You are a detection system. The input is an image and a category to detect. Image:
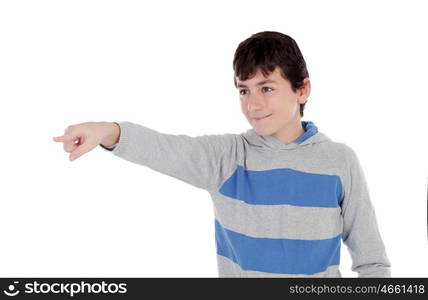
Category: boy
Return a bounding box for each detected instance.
[53,31,391,277]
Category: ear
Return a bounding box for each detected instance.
[298,78,310,104]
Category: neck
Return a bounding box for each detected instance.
[271,120,305,145]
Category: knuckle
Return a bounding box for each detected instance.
[64,143,76,152]
[65,124,76,132]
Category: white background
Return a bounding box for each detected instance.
[1,0,427,277]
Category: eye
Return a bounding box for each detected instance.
[239,89,248,95]
[262,87,273,92]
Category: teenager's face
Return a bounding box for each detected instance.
[237,67,310,137]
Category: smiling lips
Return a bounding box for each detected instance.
[253,114,272,121]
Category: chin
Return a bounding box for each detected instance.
[253,126,275,136]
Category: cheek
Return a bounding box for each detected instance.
[240,101,250,115]
[279,99,298,112]
[270,101,286,114]
[269,102,297,120]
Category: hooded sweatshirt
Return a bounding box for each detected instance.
[100,120,391,277]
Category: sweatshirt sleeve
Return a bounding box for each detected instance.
[340,145,391,277]
[99,121,239,193]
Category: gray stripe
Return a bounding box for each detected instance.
[238,141,349,189]
[216,254,342,277]
[211,193,343,240]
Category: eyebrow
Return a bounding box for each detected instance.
[236,79,278,88]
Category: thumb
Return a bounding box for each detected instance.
[69,138,96,161]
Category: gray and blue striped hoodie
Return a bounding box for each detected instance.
[100,120,391,277]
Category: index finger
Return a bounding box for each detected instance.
[53,135,75,142]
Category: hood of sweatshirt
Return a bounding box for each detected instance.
[241,121,331,151]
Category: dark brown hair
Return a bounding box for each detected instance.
[233,31,309,117]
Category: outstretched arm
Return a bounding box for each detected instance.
[99,121,239,193]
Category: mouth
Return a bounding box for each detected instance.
[253,114,272,121]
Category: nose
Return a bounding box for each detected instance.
[247,94,265,112]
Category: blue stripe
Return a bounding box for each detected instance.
[219,165,343,208]
[294,121,318,144]
[215,219,341,275]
